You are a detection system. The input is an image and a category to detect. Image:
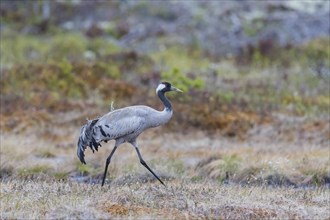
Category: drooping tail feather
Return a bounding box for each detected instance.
[77,118,99,164]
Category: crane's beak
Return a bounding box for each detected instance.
[171,86,183,93]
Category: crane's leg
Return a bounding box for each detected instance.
[131,141,165,186]
[101,145,118,186]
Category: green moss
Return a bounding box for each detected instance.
[54,172,69,180]
[0,32,120,66]
[222,155,241,175]
[36,150,56,158]
[123,164,135,173]
[17,165,51,178]
[87,37,120,56]
[167,159,185,175]
[47,33,87,61]
[190,175,204,183]
[303,37,330,62]
[251,50,270,68]
[243,18,266,37]
[162,68,204,92]
[0,34,49,65]
[217,91,235,103]
[76,163,94,176]
[152,46,209,73]
[245,37,329,69]
[93,61,121,79]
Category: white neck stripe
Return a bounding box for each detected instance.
[156,84,166,93]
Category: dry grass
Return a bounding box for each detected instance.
[1,126,329,185]
[1,179,329,219]
[1,118,329,219]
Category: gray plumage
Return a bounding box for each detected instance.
[77,82,182,186]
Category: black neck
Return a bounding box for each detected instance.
[157,91,172,111]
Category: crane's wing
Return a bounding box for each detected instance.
[77,106,147,164]
[93,114,145,142]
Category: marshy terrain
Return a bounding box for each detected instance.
[1,1,329,219]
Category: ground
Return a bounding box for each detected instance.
[1,120,329,219]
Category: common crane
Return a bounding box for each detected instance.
[77,82,182,186]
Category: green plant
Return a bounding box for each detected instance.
[161,68,204,92]
[87,37,119,56]
[152,46,209,73]
[54,172,69,180]
[0,32,121,66]
[36,150,55,158]
[17,165,51,178]
[167,158,185,176]
[76,163,94,176]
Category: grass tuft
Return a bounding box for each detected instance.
[17,165,51,179]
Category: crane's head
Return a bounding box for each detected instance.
[156,82,183,94]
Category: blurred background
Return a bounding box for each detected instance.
[0,0,329,186]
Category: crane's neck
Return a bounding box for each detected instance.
[157,91,172,112]
[145,91,173,128]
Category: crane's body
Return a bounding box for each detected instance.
[77,82,182,186]
[95,105,172,142]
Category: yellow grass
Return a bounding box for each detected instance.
[1,179,329,219]
[1,124,329,219]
